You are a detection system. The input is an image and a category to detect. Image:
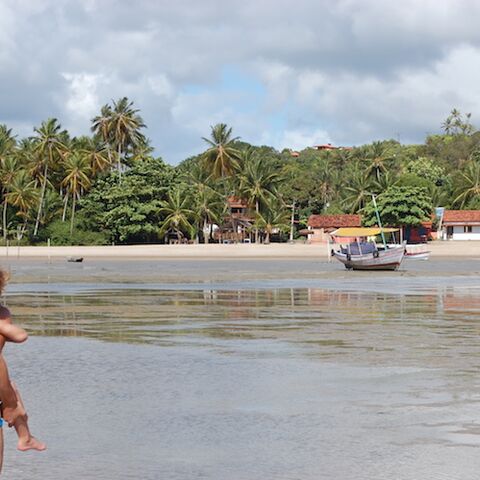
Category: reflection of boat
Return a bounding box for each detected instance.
[330,227,405,271]
[67,257,84,263]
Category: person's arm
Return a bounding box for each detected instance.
[0,322,27,344]
[0,306,28,344]
[0,355,25,426]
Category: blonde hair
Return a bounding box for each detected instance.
[0,269,9,294]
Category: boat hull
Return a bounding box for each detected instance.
[333,245,405,271]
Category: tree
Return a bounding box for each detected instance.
[442,108,475,135]
[0,125,17,239]
[0,156,20,240]
[109,97,146,176]
[5,171,38,237]
[32,118,67,236]
[254,200,290,244]
[364,141,394,181]
[159,189,196,241]
[80,137,112,176]
[362,186,432,227]
[91,104,115,167]
[452,160,480,207]
[61,151,92,234]
[405,157,446,184]
[91,98,146,178]
[238,151,281,243]
[186,162,224,243]
[342,167,373,213]
[202,123,240,179]
[80,158,175,243]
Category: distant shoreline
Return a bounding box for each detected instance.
[0,241,479,259]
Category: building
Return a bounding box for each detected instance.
[214,196,254,243]
[313,144,352,151]
[441,210,480,240]
[305,214,362,243]
[314,143,338,151]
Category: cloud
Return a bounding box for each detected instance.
[1,0,480,162]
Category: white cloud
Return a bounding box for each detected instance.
[62,72,105,121]
[3,0,480,162]
[269,128,332,152]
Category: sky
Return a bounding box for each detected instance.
[2,0,480,164]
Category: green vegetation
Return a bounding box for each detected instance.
[0,104,479,245]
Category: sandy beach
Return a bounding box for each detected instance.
[0,240,479,259]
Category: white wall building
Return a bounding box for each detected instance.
[441,210,480,240]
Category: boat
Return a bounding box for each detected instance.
[404,244,430,260]
[67,257,84,263]
[330,227,405,271]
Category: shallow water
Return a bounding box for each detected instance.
[2,258,480,479]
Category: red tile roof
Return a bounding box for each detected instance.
[442,210,480,225]
[314,143,338,150]
[308,214,361,229]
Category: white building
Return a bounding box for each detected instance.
[441,210,480,240]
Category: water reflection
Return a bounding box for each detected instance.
[6,286,480,369]
[5,281,480,479]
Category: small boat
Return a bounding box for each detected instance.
[67,257,84,263]
[404,244,430,260]
[330,227,405,271]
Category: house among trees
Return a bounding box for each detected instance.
[313,143,352,151]
[440,210,480,240]
[313,143,338,151]
[305,214,361,243]
[214,196,254,243]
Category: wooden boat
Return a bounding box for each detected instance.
[330,227,405,271]
[404,244,430,260]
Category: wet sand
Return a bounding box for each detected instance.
[1,257,480,479]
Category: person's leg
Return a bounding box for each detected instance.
[11,382,46,452]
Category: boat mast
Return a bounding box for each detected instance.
[371,194,387,247]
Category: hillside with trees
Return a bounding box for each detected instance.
[0,101,479,245]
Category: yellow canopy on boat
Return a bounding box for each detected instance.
[331,227,399,237]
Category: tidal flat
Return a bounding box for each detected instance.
[2,257,480,479]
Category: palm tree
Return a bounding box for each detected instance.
[186,163,224,243]
[159,189,196,241]
[92,104,114,164]
[32,118,67,236]
[0,125,17,239]
[81,137,112,176]
[109,97,146,177]
[238,152,281,243]
[371,170,398,195]
[193,187,224,243]
[202,123,240,179]
[452,160,480,207]
[5,170,38,238]
[254,200,290,244]
[0,156,20,240]
[61,151,92,234]
[342,167,373,213]
[364,141,393,181]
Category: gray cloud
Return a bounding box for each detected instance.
[1,0,480,161]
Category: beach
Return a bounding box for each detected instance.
[0,240,479,259]
[2,255,480,479]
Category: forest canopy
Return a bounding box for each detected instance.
[0,102,478,245]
